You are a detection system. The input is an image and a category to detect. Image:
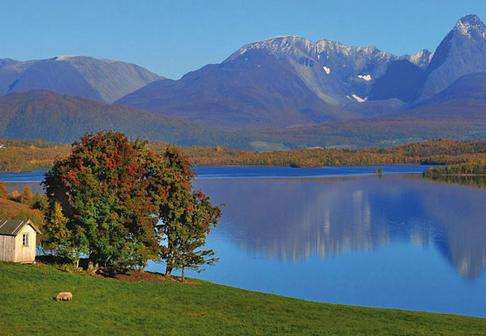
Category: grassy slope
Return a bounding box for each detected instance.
[0,263,485,336]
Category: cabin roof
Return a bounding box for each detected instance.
[0,219,41,236]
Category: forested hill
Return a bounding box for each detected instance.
[0,90,243,147]
[0,90,485,152]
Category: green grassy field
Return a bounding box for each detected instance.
[0,262,485,336]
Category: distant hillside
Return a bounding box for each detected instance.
[0,90,484,151]
[244,115,486,149]
[0,56,160,103]
[0,198,44,229]
[416,72,486,107]
[0,90,241,146]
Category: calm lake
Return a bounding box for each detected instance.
[1,165,485,317]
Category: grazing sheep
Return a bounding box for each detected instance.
[55,292,73,301]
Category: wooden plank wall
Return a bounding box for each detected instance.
[0,235,16,262]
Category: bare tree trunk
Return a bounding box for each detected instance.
[181,267,185,282]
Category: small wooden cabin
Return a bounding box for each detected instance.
[0,219,40,263]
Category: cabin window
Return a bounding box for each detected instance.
[22,233,29,247]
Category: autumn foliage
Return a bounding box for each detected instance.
[1,139,485,172]
[43,131,220,275]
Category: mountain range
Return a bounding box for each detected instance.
[117,14,486,129]
[0,14,485,148]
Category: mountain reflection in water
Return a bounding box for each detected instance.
[196,175,486,279]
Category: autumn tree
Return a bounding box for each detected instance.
[0,182,7,199]
[10,190,21,202]
[21,186,34,205]
[43,131,160,274]
[140,145,221,277]
[148,146,194,276]
[42,131,221,276]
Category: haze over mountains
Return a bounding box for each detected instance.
[0,14,485,148]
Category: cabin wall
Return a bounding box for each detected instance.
[0,235,16,262]
[14,225,37,263]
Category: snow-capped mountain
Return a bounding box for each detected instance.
[0,56,161,103]
[119,28,445,127]
[118,36,410,127]
[419,14,486,100]
[227,36,395,105]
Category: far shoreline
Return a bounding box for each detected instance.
[0,164,434,180]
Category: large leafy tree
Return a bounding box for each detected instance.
[143,145,221,276]
[43,132,160,273]
[43,131,220,276]
[147,146,194,275]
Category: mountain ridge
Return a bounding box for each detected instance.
[419,14,486,100]
[0,56,161,103]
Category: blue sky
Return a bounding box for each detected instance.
[1,0,485,79]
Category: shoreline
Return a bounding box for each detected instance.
[0,164,433,183]
[425,173,486,177]
[1,139,484,173]
[0,163,436,175]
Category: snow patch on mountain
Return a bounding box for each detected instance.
[455,14,486,38]
[346,94,367,103]
[227,35,395,65]
[228,35,315,60]
[323,66,331,74]
[358,74,372,81]
[404,49,433,68]
[56,55,77,61]
[351,94,367,103]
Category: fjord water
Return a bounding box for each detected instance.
[164,166,486,317]
[2,166,485,317]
